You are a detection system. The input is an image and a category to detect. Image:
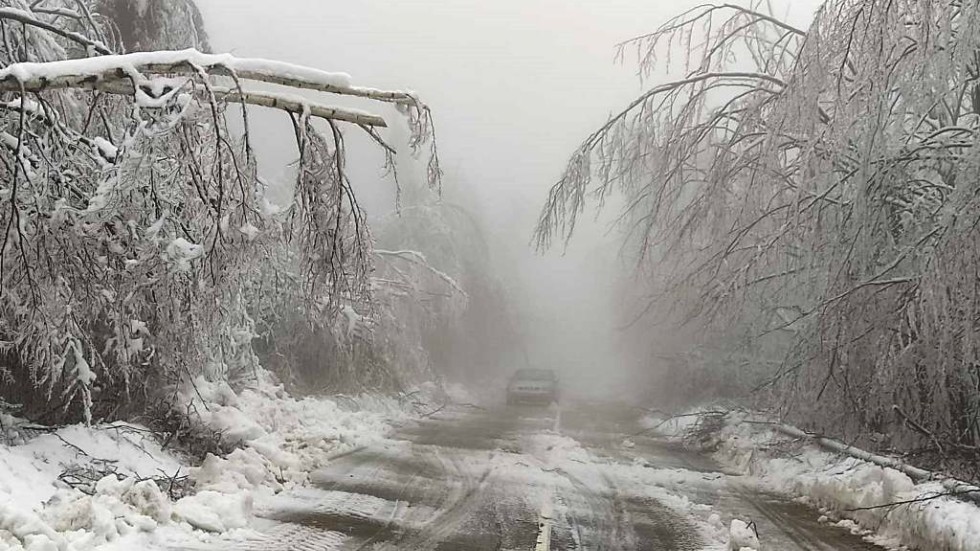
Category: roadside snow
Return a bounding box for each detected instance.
[0,416,186,550]
[700,411,980,551]
[0,369,416,550]
[164,370,417,545]
[181,371,409,493]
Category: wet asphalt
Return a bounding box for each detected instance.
[235,401,892,551]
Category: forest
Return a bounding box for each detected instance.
[537,0,980,481]
[2,1,980,550]
[0,0,519,429]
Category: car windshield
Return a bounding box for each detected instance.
[513,369,554,381]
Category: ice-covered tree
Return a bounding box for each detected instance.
[0,0,440,422]
[537,0,980,469]
[374,191,522,386]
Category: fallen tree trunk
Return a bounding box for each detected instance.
[773,423,980,506]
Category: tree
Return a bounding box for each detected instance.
[0,0,440,423]
[375,198,522,386]
[536,0,980,472]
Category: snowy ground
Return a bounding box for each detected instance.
[679,410,980,551]
[5,385,974,550]
[0,372,422,551]
[174,400,897,550]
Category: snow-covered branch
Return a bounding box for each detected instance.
[0,50,431,128]
[212,87,387,127]
[374,249,467,298]
[0,49,414,104]
[0,7,111,54]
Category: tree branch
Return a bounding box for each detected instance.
[212,87,387,127]
[0,49,414,105]
[0,7,110,55]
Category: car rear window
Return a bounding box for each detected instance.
[514,369,554,380]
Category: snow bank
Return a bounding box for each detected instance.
[173,490,251,533]
[707,412,980,551]
[0,416,186,550]
[0,370,416,549]
[182,371,409,493]
[166,369,415,541]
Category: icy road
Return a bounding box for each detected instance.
[225,403,888,551]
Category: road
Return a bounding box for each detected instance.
[234,401,889,550]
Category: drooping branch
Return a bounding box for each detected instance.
[375,249,467,299]
[0,7,112,54]
[537,0,980,465]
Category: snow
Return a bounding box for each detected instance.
[91,136,117,164]
[0,369,412,550]
[0,131,19,151]
[704,411,980,551]
[72,343,95,387]
[144,215,166,238]
[339,304,362,338]
[728,519,759,550]
[164,237,204,271]
[0,49,353,90]
[2,98,39,115]
[0,417,186,550]
[180,372,407,493]
[133,77,187,108]
[173,491,251,533]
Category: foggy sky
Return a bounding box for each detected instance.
[199,0,822,393]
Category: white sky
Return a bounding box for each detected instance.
[199,0,823,391]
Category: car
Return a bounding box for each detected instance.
[506,368,559,405]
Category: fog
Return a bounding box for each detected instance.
[199,0,821,400]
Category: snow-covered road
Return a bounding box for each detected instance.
[205,402,891,550]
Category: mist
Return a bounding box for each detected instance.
[5,2,977,549]
[194,0,699,399]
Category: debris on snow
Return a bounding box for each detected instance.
[0,370,415,549]
[0,418,185,550]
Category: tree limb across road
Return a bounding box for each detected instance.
[0,49,417,126]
